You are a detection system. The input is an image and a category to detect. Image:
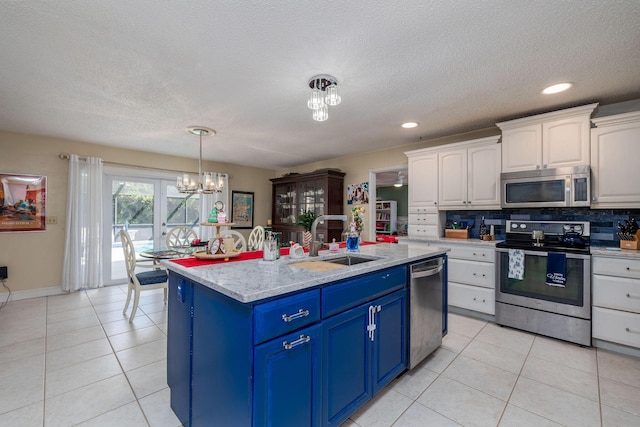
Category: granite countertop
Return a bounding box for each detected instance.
[591,246,640,260]
[398,236,502,247]
[162,243,449,304]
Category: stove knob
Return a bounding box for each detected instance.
[511,223,518,229]
[520,223,527,229]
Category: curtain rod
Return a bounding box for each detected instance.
[58,154,230,177]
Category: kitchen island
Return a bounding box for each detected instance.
[163,243,448,427]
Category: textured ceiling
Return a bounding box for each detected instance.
[1,1,639,170]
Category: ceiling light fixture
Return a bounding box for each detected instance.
[176,126,225,194]
[307,74,341,121]
[401,122,418,129]
[542,82,573,95]
[394,171,404,187]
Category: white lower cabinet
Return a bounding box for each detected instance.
[449,283,495,314]
[592,255,640,349]
[441,243,496,315]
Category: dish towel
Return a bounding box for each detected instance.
[508,249,525,280]
[546,252,567,287]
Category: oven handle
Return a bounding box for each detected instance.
[495,247,591,260]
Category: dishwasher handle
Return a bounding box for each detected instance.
[410,259,443,279]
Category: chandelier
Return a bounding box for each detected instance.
[176,126,225,194]
[307,74,341,121]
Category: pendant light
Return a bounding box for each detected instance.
[176,126,225,194]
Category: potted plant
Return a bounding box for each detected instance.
[296,210,319,249]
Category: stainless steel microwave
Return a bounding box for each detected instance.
[501,165,590,208]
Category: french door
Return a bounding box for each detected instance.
[103,171,201,285]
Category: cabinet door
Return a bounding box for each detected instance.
[371,290,406,394]
[591,120,640,207]
[467,143,501,208]
[322,303,370,427]
[254,324,322,427]
[273,183,297,226]
[167,275,193,427]
[543,115,590,169]
[501,124,542,172]
[408,153,438,208]
[438,149,467,208]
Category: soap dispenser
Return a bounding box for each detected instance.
[346,222,360,252]
[329,238,339,253]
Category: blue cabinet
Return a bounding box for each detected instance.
[166,262,435,427]
[254,324,322,427]
[322,289,406,427]
[167,276,193,427]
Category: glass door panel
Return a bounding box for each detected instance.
[107,177,156,284]
[162,180,201,245]
[274,183,297,225]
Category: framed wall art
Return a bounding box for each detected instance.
[347,181,369,205]
[231,191,254,229]
[0,173,47,232]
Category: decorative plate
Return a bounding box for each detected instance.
[215,201,224,211]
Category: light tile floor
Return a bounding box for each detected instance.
[1,286,640,426]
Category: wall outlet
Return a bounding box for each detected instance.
[46,216,58,225]
[0,266,7,280]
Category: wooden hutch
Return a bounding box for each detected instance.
[270,169,345,245]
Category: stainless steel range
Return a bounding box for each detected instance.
[495,220,591,346]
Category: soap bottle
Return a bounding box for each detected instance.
[346,222,359,252]
[329,238,339,253]
[479,216,487,240]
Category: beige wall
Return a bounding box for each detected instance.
[0,131,275,295]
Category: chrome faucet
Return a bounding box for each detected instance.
[309,214,348,256]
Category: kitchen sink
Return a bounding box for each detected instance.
[323,255,379,266]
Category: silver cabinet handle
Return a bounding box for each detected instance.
[625,327,640,335]
[626,293,640,300]
[472,297,486,303]
[283,334,311,350]
[282,309,309,323]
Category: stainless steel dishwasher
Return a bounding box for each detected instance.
[408,257,444,369]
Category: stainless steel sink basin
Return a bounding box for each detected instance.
[323,255,379,266]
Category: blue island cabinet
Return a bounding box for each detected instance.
[167,265,408,427]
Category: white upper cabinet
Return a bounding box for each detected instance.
[406,150,438,209]
[591,111,640,208]
[438,136,501,209]
[497,103,597,173]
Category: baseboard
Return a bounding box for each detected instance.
[0,285,66,302]
[592,338,640,359]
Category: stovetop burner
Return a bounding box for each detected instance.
[496,220,591,254]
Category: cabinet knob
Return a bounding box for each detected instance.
[434,202,437,205]
[536,165,541,170]
[463,201,467,204]
[467,201,471,204]
[543,164,548,169]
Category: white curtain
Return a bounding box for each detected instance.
[62,155,104,291]
[199,175,229,241]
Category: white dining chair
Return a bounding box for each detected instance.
[220,229,247,252]
[120,230,168,322]
[166,225,198,247]
[247,225,265,251]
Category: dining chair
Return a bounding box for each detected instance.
[120,230,168,322]
[219,229,247,252]
[247,225,265,251]
[166,225,198,248]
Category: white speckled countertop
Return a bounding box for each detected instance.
[591,246,640,260]
[162,243,449,304]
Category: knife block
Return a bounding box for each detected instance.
[620,230,640,250]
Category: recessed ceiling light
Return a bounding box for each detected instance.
[542,83,573,95]
[401,122,418,129]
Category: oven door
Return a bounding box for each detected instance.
[495,248,591,319]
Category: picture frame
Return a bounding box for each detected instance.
[231,191,254,229]
[347,182,369,205]
[0,173,47,232]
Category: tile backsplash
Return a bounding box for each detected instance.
[445,208,640,247]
